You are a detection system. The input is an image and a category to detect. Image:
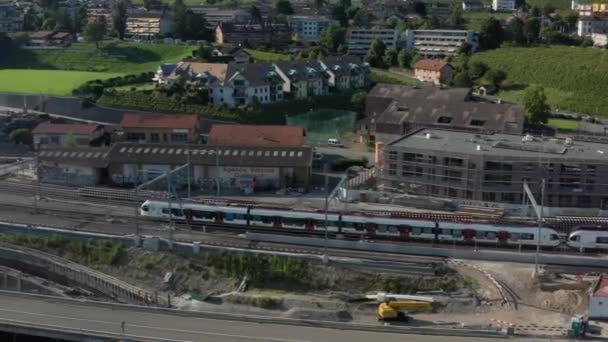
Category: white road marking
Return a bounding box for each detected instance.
[0,307,311,342]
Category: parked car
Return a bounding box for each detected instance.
[327,138,344,147]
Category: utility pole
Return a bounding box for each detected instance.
[134,169,139,236]
[186,146,191,199]
[535,178,545,277]
[167,171,173,230]
[215,146,220,197]
[323,163,329,261]
[34,142,40,213]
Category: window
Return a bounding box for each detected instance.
[470,119,485,127]
[150,133,160,143]
[388,151,398,161]
[437,116,453,124]
[597,237,608,244]
[220,89,224,93]
[126,132,146,142]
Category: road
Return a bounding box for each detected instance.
[0,293,519,342]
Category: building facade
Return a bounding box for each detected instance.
[318,56,370,90]
[125,12,173,39]
[27,31,72,47]
[347,28,402,55]
[32,122,104,147]
[404,29,479,56]
[273,61,329,99]
[287,15,336,42]
[119,113,200,143]
[462,0,483,11]
[577,16,608,36]
[215,22,292,48]
[380,129,608,209]
[571,0,608,16]
[492,0,515,11]
[0,2,23,32]
[414,59,454,85]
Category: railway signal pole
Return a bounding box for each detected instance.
[534,178,545,277]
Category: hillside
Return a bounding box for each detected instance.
[1,42,195,73]
[469,46,608,116]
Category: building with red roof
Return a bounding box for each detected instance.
[32,122,104,147]
[208,124,305,147]
[414,59,453,85]
[119,113,200,144]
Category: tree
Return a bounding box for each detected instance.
[197,44,213,60]
[524,17,541,44]
[383,48,398,67]
[508,17,526,45]
[347,6,359,19]
[173,0,188,38]
[447,3,465,29]
[479,17,504,50]
[331,5,349,27]
[310,0,325,9]
[8,128,33,146]
[318,24,346,52]
[143,0,164,10]
[111,0,128,39]
[468,61,488,80]
[83,19,106,49]
[565,11,579,31]
[483,69,507,87]
[524,85,550,124]
[249,5,263,25]
[365,38,386,67]
[421,15,442,29]
[413,1,427,16]
[530,6,541,17]
[350,90,367,113]
[398,49,412,68]
[452,70,472,87]
[274,0,294,15]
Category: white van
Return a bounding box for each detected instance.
[327,138,344,147]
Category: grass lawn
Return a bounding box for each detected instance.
[0,69,122,96]
[470,45,608,116]
[371,70,418,86]
[548,119,579,130]
[244,49,292,63]
[2,42,196,73]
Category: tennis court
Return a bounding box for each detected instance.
[286,109,356,144]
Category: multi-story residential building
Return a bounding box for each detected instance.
[404,29,479,56]
[571,0,608,16]
[190,6,252,28]
[318,56,370,90]
[27,31,73,47]
[492,0,515,11]
[379,128,608,210]
[32,122,105,147]
[87,8,112,30]
[287,15,336,42]
[155,62,228,87]
[0,2,23,32]
[577,16,608,36]
[215,22,292,48]
[209,63,285,107]
[462,0,483,11]
[414,59,454,85]
[363,84,524,143]
[273,61,329,99]
[119,113,199,143]
[347,28,402,55]
[125,11,173,39]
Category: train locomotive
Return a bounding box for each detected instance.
[140,200,562,247]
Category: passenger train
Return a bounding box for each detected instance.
[140,200,563,247]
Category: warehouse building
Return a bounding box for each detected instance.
[379,128,608,210]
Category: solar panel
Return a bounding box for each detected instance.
[167,148,174,154]
[493,141,567,155]
[127,148,133,153]
[175,149,182,154]
[281,151,287,157]
[77,152,85,158]
[143,148,150,153]
[135,148,142,153]
[297,151,303,157]
[151,148,158,153]
[265,151,270,156]
[159,148,166,154]
[273,151,279,156]
[120,147,126,153]
[289,151,295,157]
[233,150,238,156]
[39,151,47,157]
[62,152,69,157]
[248,150,254,156]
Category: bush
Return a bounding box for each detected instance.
[331,157,368,171]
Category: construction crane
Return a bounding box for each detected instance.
[377,300,433,322]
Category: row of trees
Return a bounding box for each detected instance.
[364,38,420,69]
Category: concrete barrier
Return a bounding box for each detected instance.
[245,233,608,268]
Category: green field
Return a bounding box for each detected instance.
[371,70,418,86]
[2,42,196,73]
[244,49,292,63]
[0,69,122,95]
[470,46,608,116]
[548,119,579,130]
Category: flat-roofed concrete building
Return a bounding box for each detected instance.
[404,29,479,56]
[347,28,402,55]
[379,128,608,210]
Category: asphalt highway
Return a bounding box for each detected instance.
[0,293,522,342]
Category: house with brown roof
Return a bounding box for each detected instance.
[362,84,524,142]
[119,113,199,143]
[208,124,305,147]
[32,122,104,147]
[27,31,73,47]
[414,59,453,85]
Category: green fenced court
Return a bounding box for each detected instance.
[286,109,356,144]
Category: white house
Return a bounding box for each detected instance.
[492,0,515,12]
[463,0,483,11]
[287,15,337,42]
[577,15,608,36]
[318,56,370,91]
[273,61,329,99]
[208,63,285,107]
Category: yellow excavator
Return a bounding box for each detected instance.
[377,300,433,322]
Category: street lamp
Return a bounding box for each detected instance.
[534,178,545,277]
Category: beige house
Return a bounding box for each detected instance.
[414,59,453,85]
[119,113,199,143]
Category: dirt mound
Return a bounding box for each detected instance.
[282,308,353,322]
[535,290,587,314]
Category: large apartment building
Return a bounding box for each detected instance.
[577,15,608,36]
[404,29,479,56]
[572,0,608,16]
[492,0,515,11]
[125,11,173,39]
[380,129,608,210]
[287,15,336,42]
[347,28,402,55]
[0,2,23,32]
[215,22,292,48]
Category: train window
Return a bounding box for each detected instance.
[486,232,496,239]
[475,231,485,239]
[261,216,273,224]
[342,221,355,229]
[550,234,560,240]
[569,235,580,241]
[377,224,389,232]
[171,209,183,216]
[284,218,305,225]
[251,215,262,221]
[520,233,534,240]
[161,208,170,214]
[441,229,451,235]
[225,213,236,221]
[510,233,520,241]
[141,205,149,212]
[597,237,608,244]
[423,228,433,234]
[354,223,365,231]
[452,230,462,237]
[412,227,421,235]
